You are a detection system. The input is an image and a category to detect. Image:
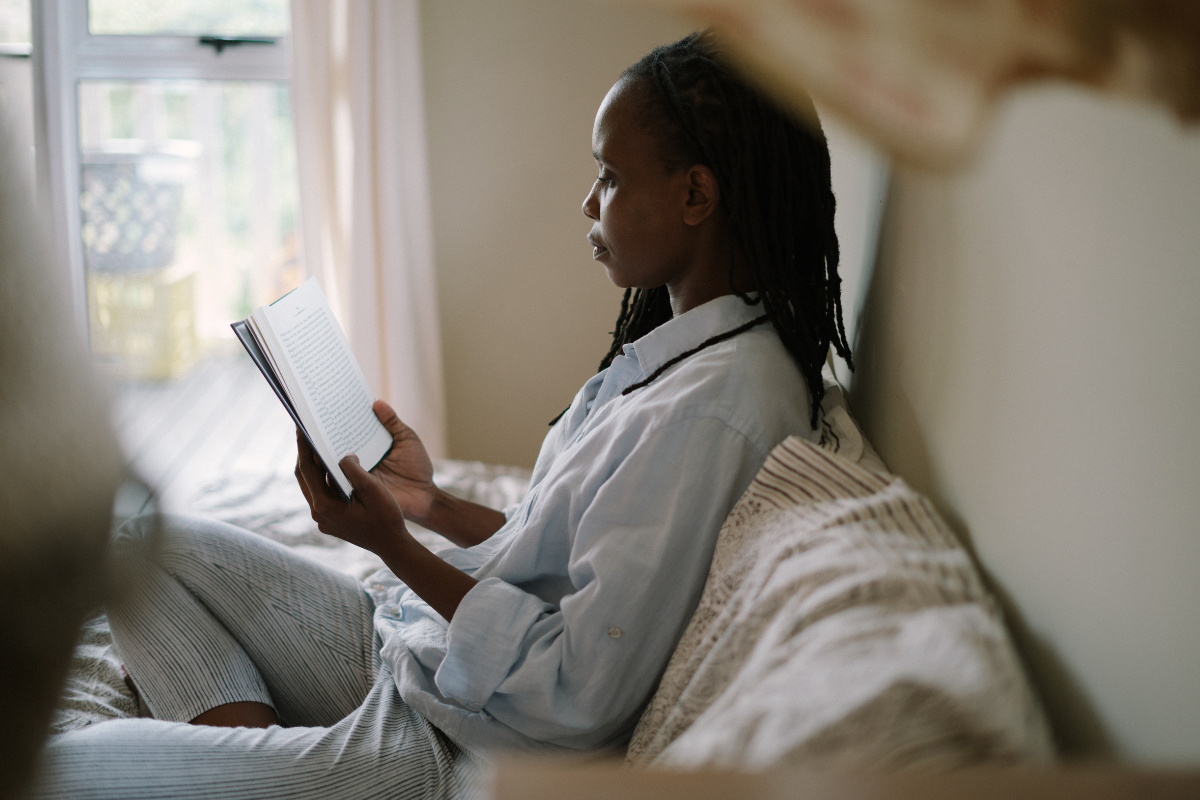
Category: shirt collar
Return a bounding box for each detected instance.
[629,294,765,377]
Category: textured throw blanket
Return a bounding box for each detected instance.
[627,391,1054,770]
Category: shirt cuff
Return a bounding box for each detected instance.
[435,577,552,711]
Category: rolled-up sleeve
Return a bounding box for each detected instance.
[436,578,556,710]
[434,414,766,748]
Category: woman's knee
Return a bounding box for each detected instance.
[109,512,158,553]
[108,514,249,593]
[107,514,195,603]
[109,512,195,562]
[111,512,248,560]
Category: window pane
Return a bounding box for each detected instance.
[78,80,301,379]
[88,0,289,37]
[0,0,30,45]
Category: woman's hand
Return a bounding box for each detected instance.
[368,400,438,526]
[294,431,479,622]
[295,431,411,555]
[364,401,507,548]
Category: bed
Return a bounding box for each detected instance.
[53,383,1054,774]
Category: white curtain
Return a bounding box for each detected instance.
[290,0,447,457]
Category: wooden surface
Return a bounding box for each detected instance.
[491,760,1200,800]
[109,347,295,521]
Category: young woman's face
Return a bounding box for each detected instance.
[582,81,697,292]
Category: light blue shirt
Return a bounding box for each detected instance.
[366,294,817,752]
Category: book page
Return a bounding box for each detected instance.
[261,278,392,497]
[247,312,289,398]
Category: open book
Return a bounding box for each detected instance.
[232,278,392,500]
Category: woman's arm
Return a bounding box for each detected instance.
[365,401,506,548]
[433,416,769,746]
[416,489,508,549]
[295,433,478,621]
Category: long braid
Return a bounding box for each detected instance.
[600,31,852,428]
[551,286,668,427]
[597,287,671,372]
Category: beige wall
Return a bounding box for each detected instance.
[420,0,692,467]
[851,85,1200,763]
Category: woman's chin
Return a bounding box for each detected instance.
[602,263,626,288]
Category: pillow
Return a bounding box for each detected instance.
[626,405,1053,771]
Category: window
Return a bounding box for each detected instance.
[78,78,298,376]
[1,1,34,212]
[36,0,301,511]
[39,0,298,375]
[88,0,288,37]
[0,0,30,48]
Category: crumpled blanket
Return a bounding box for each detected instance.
[626,415,1054,770]
[51,459,531,735]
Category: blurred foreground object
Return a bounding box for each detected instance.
[0,126,125,797]
[628,0,1200,165]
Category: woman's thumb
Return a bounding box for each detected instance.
[373,400,410,436]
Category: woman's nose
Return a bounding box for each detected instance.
[582,183,599,221]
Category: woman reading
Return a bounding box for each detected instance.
[36,31,852,800]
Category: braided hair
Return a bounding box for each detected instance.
[597,31,852,428]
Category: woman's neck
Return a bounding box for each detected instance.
[666,247,756,316]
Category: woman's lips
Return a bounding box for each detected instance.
[591,243,608,259]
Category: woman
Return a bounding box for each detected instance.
[34,31,851,799]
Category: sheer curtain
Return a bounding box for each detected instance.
[290,0,447,457]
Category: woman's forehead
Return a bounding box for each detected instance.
[592,80,645,160]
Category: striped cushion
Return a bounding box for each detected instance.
[626,434,1054,770]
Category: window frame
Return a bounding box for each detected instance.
[32,0,290,332]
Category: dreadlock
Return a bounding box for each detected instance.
[595,31,852,429]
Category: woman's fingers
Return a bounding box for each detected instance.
[295,428,408,552]
[340,454,390,508]
[294,430,315,506]
[296,433,339,512]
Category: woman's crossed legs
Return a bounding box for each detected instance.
[31,514,478,800]
[106,512,377,726]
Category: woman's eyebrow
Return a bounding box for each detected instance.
[593,153,618,173]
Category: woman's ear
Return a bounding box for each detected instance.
[681,164,720,227]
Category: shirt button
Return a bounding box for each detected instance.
[390,607,401,616]
[373,583,385,590]
[608,627,623,639]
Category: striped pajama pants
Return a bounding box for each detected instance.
[32,514,482,800]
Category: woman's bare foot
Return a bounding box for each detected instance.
[190,702,279,728]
